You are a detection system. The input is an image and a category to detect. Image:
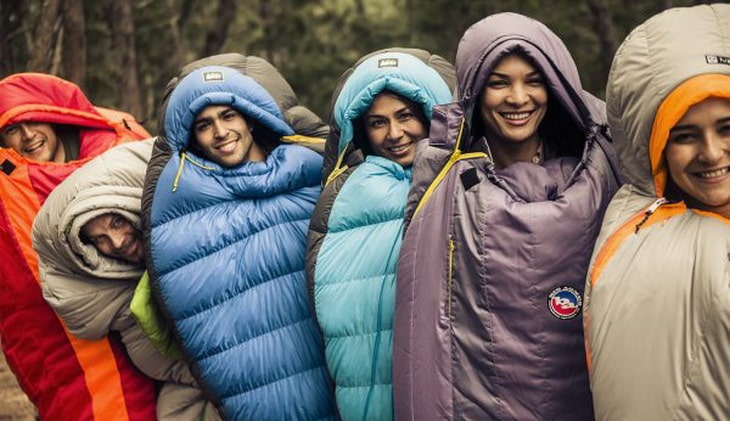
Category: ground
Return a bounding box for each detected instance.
[0,348,36,420]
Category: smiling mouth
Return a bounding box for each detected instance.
[388,141,413,154]
[694,166,730,179]
[215,139,237,153]
[23,140,45,155]
[500,111,533,121]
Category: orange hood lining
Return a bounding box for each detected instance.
[649,74,730,197]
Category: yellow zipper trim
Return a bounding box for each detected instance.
[413,117,487,218]
[325,148,349,187]
[172,151,215,192]
[447,237,455,319]
[281,134,326,145]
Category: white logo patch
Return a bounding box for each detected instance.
[378,58,399,68]
[203,71,224,82]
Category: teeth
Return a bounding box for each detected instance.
[389,144,410,153]
[696,167,729,178]
[502,112,530,120]
[217,141,236,153]
[24,141,44,153]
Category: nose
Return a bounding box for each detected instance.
[109,232,125,250]
[212,120,228,139]
[506,83,529,106]
[699,132,729,163]
[18,123,34,141]
[388,121,404,140]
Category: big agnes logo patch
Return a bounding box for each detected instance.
[547,286,582,320]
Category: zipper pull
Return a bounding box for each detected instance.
[635,197,668,233]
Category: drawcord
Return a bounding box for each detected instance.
[362,225,404,421]
[634,197,668,233]
[172,150,215,192]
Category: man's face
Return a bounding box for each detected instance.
[192,105,265,167]
[81,213,144,264]
[0,122,65,163]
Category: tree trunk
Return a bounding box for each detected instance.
[258,0,275,64]
[200,0,237,57]
[61,0,86,86]
[27,0,63,72]
[0,0,31,75]
[104,0,144,119]
[585,0,618,85]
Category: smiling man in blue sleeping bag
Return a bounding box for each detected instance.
[144,65,337,420]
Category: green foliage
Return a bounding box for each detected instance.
[0,0,702,133]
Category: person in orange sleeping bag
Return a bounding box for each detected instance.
[0,72,157,420]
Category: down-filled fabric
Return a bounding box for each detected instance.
[145,65,336,420]
[307,50,453,421]
[32,138,219,420]
[0,72,156,421]
[392,13,622,420]
[584,4,730,420]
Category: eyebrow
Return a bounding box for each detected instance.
[366,106,411,119]
[670,116,730,133]
[489,71,542,78]
[193,116,212,125]
[194,108,236,124]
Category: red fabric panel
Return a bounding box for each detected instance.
[0,73,156,420]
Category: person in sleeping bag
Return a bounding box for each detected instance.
[0,72,156,420]
[144,64,337,420]
[392,12,623,420]
[32,138,222,420]
[306,48,454,421]
[584,4,730,420]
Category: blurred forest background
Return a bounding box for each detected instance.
[0,0,716,133]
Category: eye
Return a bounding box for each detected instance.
[222,110,238,121]
[717,122,730,136]
[668,131,696,144]
[1,124,19,137]
[398,111,415,122]
[486,79,508,89]
[194,121,210,133]
[111,215,123,229]
[527,77,545,87]
[368,118,387,129]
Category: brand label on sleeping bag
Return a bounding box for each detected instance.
[378,58,399,68]
[547,286,582,320]
[203,71,224,82]
[706,55,730,66]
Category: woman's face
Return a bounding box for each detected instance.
[665,96,730,217]
[479,54,548,146]
[363,92,427,167]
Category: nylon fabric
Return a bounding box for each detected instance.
[0,72,155,420]
[147,65,336,420]
[585,5,730,420]
[393,13,621,420]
